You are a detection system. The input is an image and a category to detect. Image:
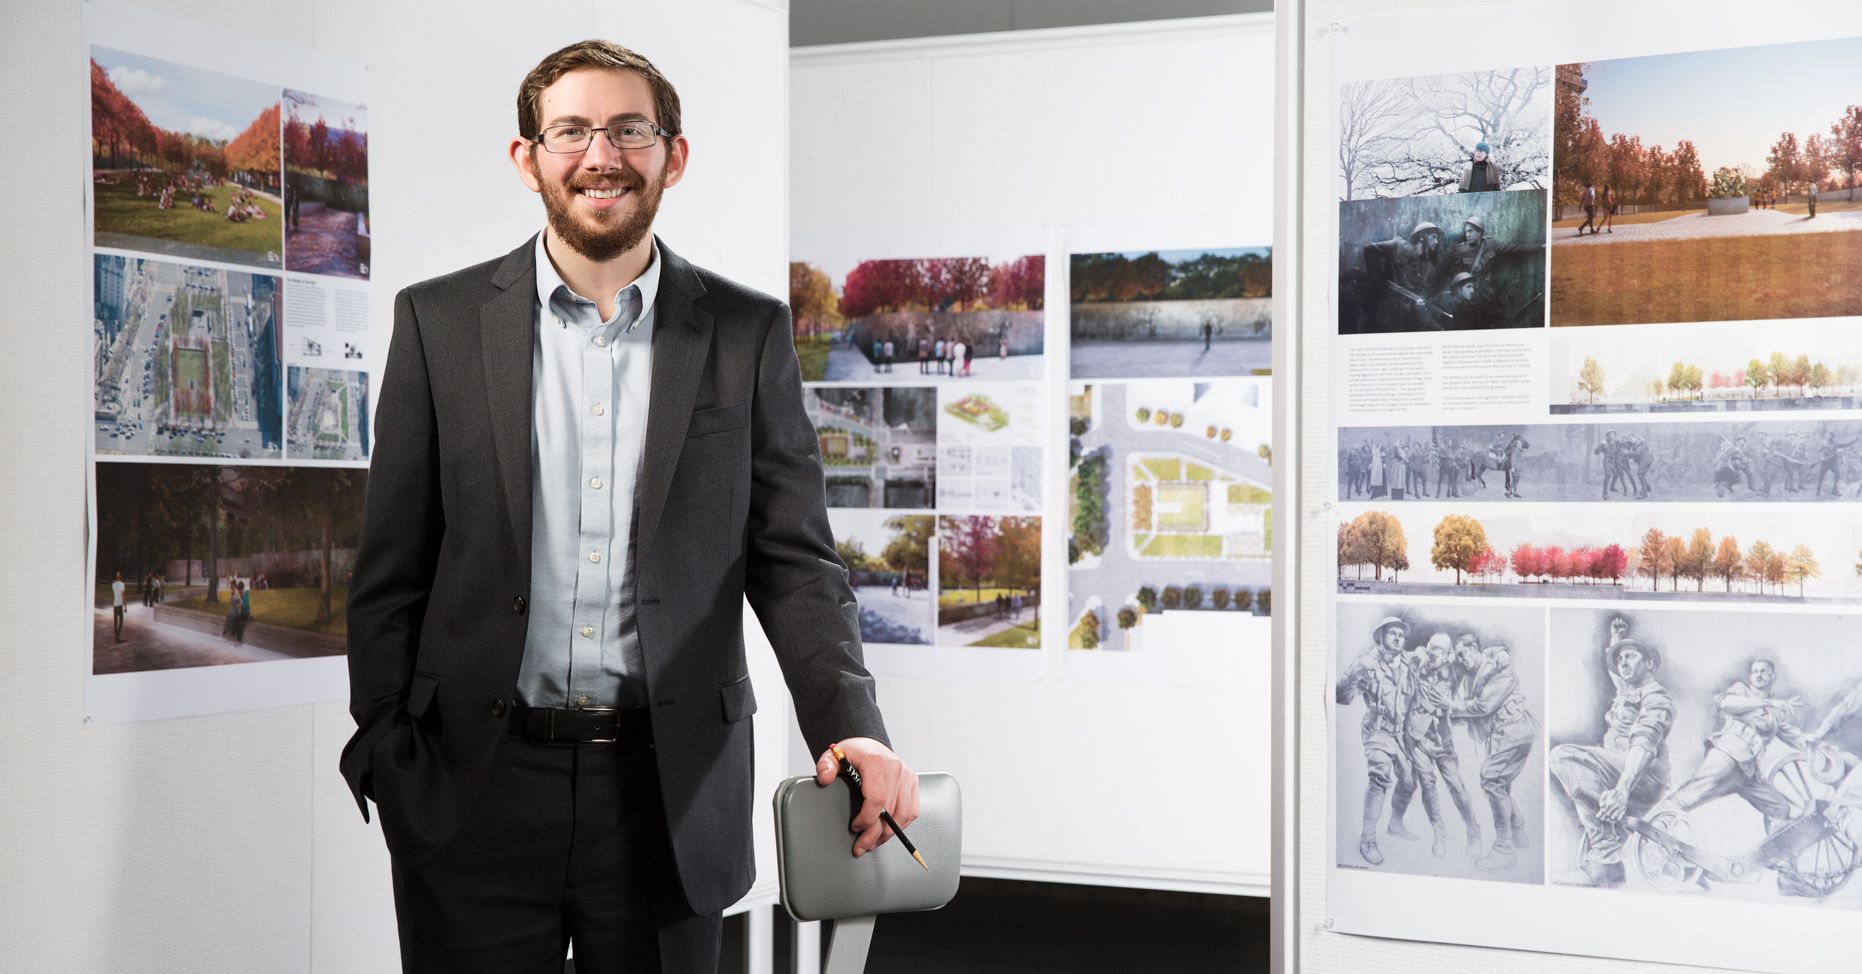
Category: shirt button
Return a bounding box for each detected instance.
[592,403,605,416]
[512,595,527,615]
[589,551,601,564]
[581,626,594,637]
[590,477,603,490]
[595,336,608,347]
[576,695,590,707]
[490,698,508,718]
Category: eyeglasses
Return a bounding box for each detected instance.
[532,120,675,154]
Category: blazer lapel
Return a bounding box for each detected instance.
[636,240,712,555]
[482,237,539,581]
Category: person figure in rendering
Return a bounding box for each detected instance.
[1449,632,1537,871]
[340,40,917,972]
[111,571,126,643]
[917,336,930,374]
[1577,182,1599,236]
[1600,184,1618,233]
[1200,317,1215,352]
[1809,181,1818,219]
[1549,634,1675,888]
[1337,616,1419,866]
[1458,141,1501,193]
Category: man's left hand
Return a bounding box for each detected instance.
[816,737,919,857]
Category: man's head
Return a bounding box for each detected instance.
[1449,271,1475,301]
[1749,657,1777,691]
[1375,617,1408,654]
[1462,216,1486,245]
[1453,633,1482,668]
[1608,638,1658,682]
[1473,141,1490,162]
[509,40,690,262]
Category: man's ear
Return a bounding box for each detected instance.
[509,139,542,193]
[660,134,691,190]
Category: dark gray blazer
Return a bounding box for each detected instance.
[339,236,888,916]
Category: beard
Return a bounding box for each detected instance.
[530,151,666,263]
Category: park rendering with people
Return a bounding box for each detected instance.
[90,48,285,268]
[1552,40,1862,326]
[789,255,1045,383]
[1068,247,1273,378]
[937,515,1043,648]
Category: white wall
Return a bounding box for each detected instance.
[1,0,792,970]
[791,15,1277,895]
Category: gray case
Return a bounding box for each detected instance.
[772,772,962,922]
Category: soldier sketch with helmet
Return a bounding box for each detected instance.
[1335,604,1545,884]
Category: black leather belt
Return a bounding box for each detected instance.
[510,702,652,748]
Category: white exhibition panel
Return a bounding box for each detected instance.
[6,0,791,970]
[792,15,1277,894]
[1293,1,1862,973]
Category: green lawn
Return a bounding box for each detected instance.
[170,585,349,638]
[94,178,283,256]
[1066,612,1099,650]
[1550,209,1694,229]
[1154,482,1208,531]
[939,586,1022,608]
[1553,231,1862,325]
[795,334,832,381]
[1777,198,1862,216]
[211,339,231,424]
[1228,483,1271,505]
[1140,534,1224,558]
[972,619,1040,648]
[1139,457,1181,481]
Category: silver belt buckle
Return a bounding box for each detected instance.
[577,707,622,743]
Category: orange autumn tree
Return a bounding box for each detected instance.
[225,102,282,189]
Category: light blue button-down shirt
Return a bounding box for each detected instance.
[517,232,659,710]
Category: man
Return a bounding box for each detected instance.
[1577,182,1599,236]
[1549,634,1675,888]
[1359,222,1449,331]
[1668,658,1800,827]
[1387,633,1482,859]
[1594,429,1625,499]
[1448,633,1537,871]
[340,41,917,972]
[1459,141,1502,193]
[1813,428,1857,496]
[1336,616,1418,866]
[1447,216,1543,281]
[110,571,126,643]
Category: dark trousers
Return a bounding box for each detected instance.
[389,733,720,973]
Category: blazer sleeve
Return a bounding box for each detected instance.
[741,301,890,759]
[338,286,445,819]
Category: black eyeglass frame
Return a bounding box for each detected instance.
[529,121,678,154]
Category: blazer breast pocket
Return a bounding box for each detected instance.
[687,399,749,438]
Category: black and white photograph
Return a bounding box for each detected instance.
[1337,190,1548,334]
[1333,601,1545,885]
[806,385,936,508]
[1338,67,1552,200]
[1548,607,1862,907]
[1339,420,1862,503]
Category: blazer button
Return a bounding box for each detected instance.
[512,595,527,616]
[491,698,508,718]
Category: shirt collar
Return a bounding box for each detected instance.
[534,231,662,332]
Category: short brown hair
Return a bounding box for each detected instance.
[516,40,682,139]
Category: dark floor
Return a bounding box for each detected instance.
[718,877,1269,973]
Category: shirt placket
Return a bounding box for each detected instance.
[568,299,622,710]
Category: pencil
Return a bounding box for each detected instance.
[830,744,929,870]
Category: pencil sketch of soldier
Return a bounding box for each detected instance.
[1449,632,1538,871]
[1388,633,1483,859]
[1594,430,1627,499]
[1357,222,1450,331]
[1404,439,1434,498]
[1712,435,1759,498]
[1550,634,1676,888]
[1666,658,1802,840]
[1620,432,1654,499]
[1435,437,1466,498]
[1812,429,1858,497]
[1759,431,1810,496]
[1337,617,1419,865]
